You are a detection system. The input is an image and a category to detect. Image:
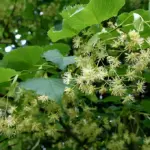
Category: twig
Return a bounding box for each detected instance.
[31,139,40,150]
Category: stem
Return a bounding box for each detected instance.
[31,139,40,150]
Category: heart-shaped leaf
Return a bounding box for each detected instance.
[48,0,125,42]
[20,78,66,102]
[1,46,44,71]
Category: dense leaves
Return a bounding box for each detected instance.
[0,0,149,150]
[48,0,125,42]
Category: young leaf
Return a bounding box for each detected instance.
[20,78,66,102]
[0,67,18,83]
[43,50,75,70]
[48,0,125,42]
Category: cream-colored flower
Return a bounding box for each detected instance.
[133,60,147,72]
[110,78,126,96]
[137,81,146,93]
[125,52,139,63]
[31,123,41,131]
[73,36,82,48]
[98,51,108,61]
[64,87,75,98]
[107,56,121,68]
[140,49,150,63]
[119,33,127,43]
[63,72,72,85]
[99,85,107,95]
[128,30,144,45]
[23,106,32,112]
[95,66,108,80]
[81,65,96,83]
[76,75,86,86]
[79,84,95,95]
[46,126,57,136]
[122,94,135,104]
[37,95,49,103]
[126,68,137,81]
[5,115,16,127]
[75,56,94,68]
[48,114,59,123]
[8,106,17,114]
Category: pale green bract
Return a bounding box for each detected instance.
[48,0,125,42]
[133,13,144,31]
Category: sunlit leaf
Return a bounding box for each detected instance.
[0,67,18,83]
[48,0,125,42]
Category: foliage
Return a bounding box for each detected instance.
[0,0,83,48]
[0,0,150,150]
[48,0,125,42]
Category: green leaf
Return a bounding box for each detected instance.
[143,70,150,83]
[43,50,75,70]
[0,140,9,150]
[87,94,99,103]
[117,9,150,37]
[103,96,121,103]
[143,119,150,128]
[20,78,66,102]
[23,2,34,19]
[43,43,70,56]
[133,13,144,31]
[141,100,150,113]
[0,67,18,83]
[1,46,44,71]
[48,0,125,42]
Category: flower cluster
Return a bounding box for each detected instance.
[63,24,150,105]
